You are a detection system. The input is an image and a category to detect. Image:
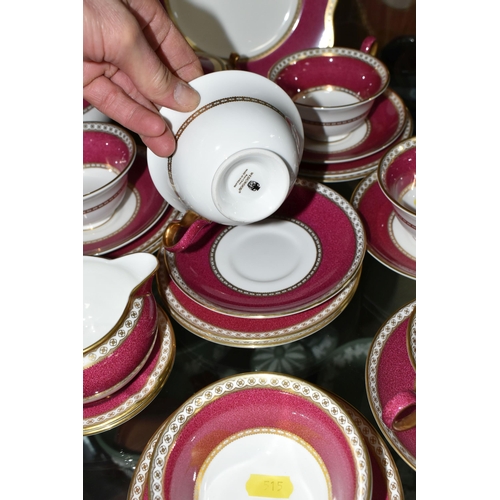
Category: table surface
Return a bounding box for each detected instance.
[83,190,417,500]
[83,2,416,497]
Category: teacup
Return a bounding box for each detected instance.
[382,305,416,431]
[268,37,390,143]
[83,99,111,123]
[147,70,304,252]
[83,122,136,230]
[377,136,416,239]
[407,307,416,370]
[83,253,159,404]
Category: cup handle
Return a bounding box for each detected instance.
[360,36,378,56]
[163,210,212,252]
[382,390,416,431]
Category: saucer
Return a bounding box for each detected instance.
[164,178,366,317]
[339,398,404,500]
[164,0,336,76]
[351,171,416,279]
[365,300,416,470]
[84,147,168,256]
[83,306,176,436]
[302,89,407,164]
[158,248,361,347]
[105,206,175,258]
[148,372,372,500]
[299,112,413,183]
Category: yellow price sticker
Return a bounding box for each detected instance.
[245,474,294,498]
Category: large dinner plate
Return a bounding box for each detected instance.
[148,372,372,500]
[164,178,366,317]
[164,0,337,76]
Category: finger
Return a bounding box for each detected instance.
[107,3,201,111]
[84,72,176,156]
[140,132,177,158]
[127,0,203,82]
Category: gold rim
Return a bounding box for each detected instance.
[161,263,361,348]
[365,299,416,470]
[83,306,176,436]
[149,372,372,500]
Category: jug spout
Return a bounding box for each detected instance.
[83,253,159,351]
[113,253,159,297]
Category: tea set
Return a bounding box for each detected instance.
[83,1,416,495]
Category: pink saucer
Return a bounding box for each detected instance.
[83,146,168,256]
[340,398,404,500]
[365,300,416,470]
[166,0,335,77]
[106,206,175,258]
[165,178,366,317]
[83,306,176,436]
[299,113,413,183]
[301,89,407,164]
[158,248,361,347]
[351,171,416,279]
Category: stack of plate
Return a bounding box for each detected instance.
[157,177,366,348]
[126,372,404,500]
[83,305,176,436]
[298,89,414,183]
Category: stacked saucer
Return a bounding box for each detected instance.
[298,89,414,183]
[83,144,170,258]
[83,254,176,436]
[157,178,366,348]
[127,372,404,500]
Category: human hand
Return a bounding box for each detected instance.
[83,0,204,157]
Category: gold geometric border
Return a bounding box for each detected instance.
[149,372,372,500]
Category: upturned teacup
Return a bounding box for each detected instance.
[268,37,390,143]
[83,122,136,230]
[147,70,304,252]
[83,253,159,404]
[377,136,416,239]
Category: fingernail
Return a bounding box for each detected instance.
[173,81,200,109]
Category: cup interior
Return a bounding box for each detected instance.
[270,49,389,108]
[378,138,416,214]
[83,124,135,196]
